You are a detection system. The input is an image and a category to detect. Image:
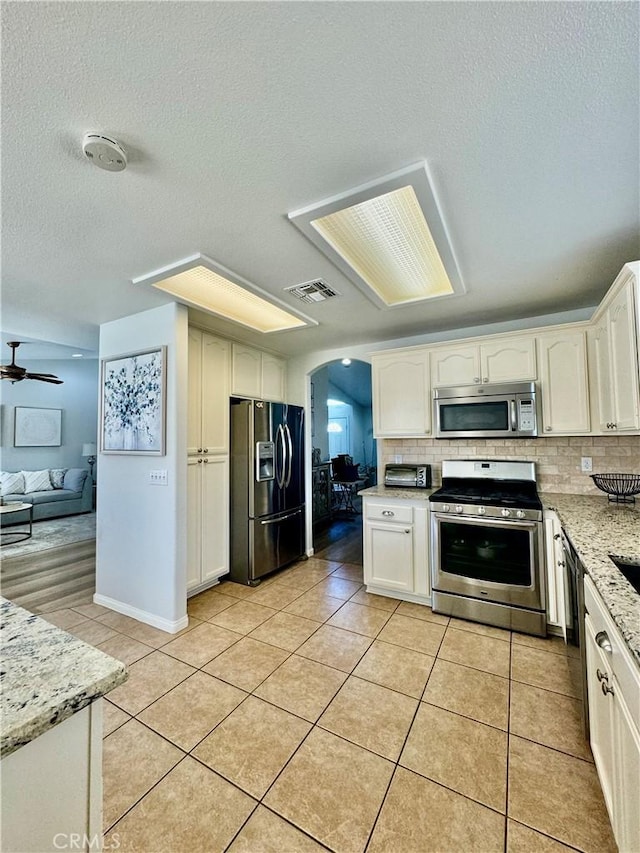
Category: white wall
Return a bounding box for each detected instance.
[95,303,188,632]
[0,359,98,472]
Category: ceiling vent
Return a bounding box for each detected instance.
[285,279,340,304]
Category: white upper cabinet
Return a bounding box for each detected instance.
[232,344,286,401]
[372,349,430,437]
[538,329,590,434]
[589,268,640,432]
[188,329,230,456]
[430,336,536,387]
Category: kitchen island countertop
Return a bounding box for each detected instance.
[0,597,127,758]
[541,493,639,667]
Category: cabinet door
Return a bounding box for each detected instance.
[543,514,567,637]
[608,282,640,430]
[187,328,203,455]
[481,337,537,383]
[538,332,590,433]
[364,521,414,592]
[589,320,614,432]
[186,456,202,591]
[585,614,616,824]
[201,334,230,454]
[431,344,480,387]
[262,353,286,402]
[201,456,229,584]
[372,350,430,436]
[613,682,640,853]
[232,345,262,398]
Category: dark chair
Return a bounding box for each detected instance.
[331,455,360,482]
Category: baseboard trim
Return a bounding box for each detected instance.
[93,593,188,634]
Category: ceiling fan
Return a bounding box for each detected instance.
[0,341,64,384]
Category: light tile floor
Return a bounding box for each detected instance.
[45,557,617,852]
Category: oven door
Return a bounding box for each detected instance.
[431,513,545,610]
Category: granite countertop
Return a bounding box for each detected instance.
[358,484,436,501]
[0,598,128,758]
[541,493,640,667]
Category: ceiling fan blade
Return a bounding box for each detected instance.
[24,372,64,384]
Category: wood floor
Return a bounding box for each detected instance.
[313,499,363,565]
[1,539,96,613]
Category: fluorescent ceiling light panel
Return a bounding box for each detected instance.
[288,163,464,309]
[132,254,315,333]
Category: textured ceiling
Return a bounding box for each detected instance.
[2,2,638,356]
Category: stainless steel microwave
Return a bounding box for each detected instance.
[434,382,538,439]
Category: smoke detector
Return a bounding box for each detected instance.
[82,133,127,172]
[284,279,340,304]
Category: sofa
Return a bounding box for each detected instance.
[0,468,93,524]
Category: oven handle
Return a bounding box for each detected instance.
[432,513,540,532]
[510,399,517,432]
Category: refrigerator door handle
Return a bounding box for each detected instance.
[260,508,303,525]
[276,424,286,489]
[284,424,293,487]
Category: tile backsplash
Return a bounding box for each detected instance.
[381,435,640,494]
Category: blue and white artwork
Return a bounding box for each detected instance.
[101,347,166,454]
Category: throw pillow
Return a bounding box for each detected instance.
[0,471,25,497]
[50,468,67,489]
[22,470,54,493]
[63,468,88,493]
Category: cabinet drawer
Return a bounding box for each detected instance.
[365,502,413,524]
[584,576,640,721]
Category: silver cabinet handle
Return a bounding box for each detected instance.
[601,681,615,696]
[203,458,208,463]
[595,631,612,653]
[473,377,480,383]
[197,458,203,464]
[596,668,608,682]
[545,426,552,432]
[483,377,489,383]
[197,447,202,453]
[203,448,208,453]
[382,510,395,517]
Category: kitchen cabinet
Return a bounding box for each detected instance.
[371,349,430,437]
[543,511,568,636]
[362,497,429,600]
[584,575,640,853]
[430,336,536,387]
[188,328,230,455]
[187,455,229,592]
[232,344,286,401]
[588,269,640,432]
[537,330,590,434]
[312,463,332,526]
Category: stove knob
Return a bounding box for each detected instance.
[442,504,450,512]
[478,506,486,515]
[455,505,463,514]
[501,508,511,518]
[516,510,526,519]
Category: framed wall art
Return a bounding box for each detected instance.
[100,346,166,455]
[14,406,62,447]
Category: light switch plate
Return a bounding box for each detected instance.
[149,469,168,485]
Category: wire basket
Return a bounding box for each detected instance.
[591,473,640,503]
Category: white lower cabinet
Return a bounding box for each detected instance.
[584,575,640,853]
[543,511,568,637]
[187,455,229,593]
[363,497,429,600]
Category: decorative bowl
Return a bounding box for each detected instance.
[591,473,640,503]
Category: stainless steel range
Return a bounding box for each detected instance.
[430,459,546,636]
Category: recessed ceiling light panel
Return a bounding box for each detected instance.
[288,163,464,309]
[132,254,316,334]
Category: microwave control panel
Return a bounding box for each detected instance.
[518,399,536,430]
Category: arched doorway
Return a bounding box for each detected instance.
[309,359,376,562]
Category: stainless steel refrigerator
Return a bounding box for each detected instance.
[229,398,305,585]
